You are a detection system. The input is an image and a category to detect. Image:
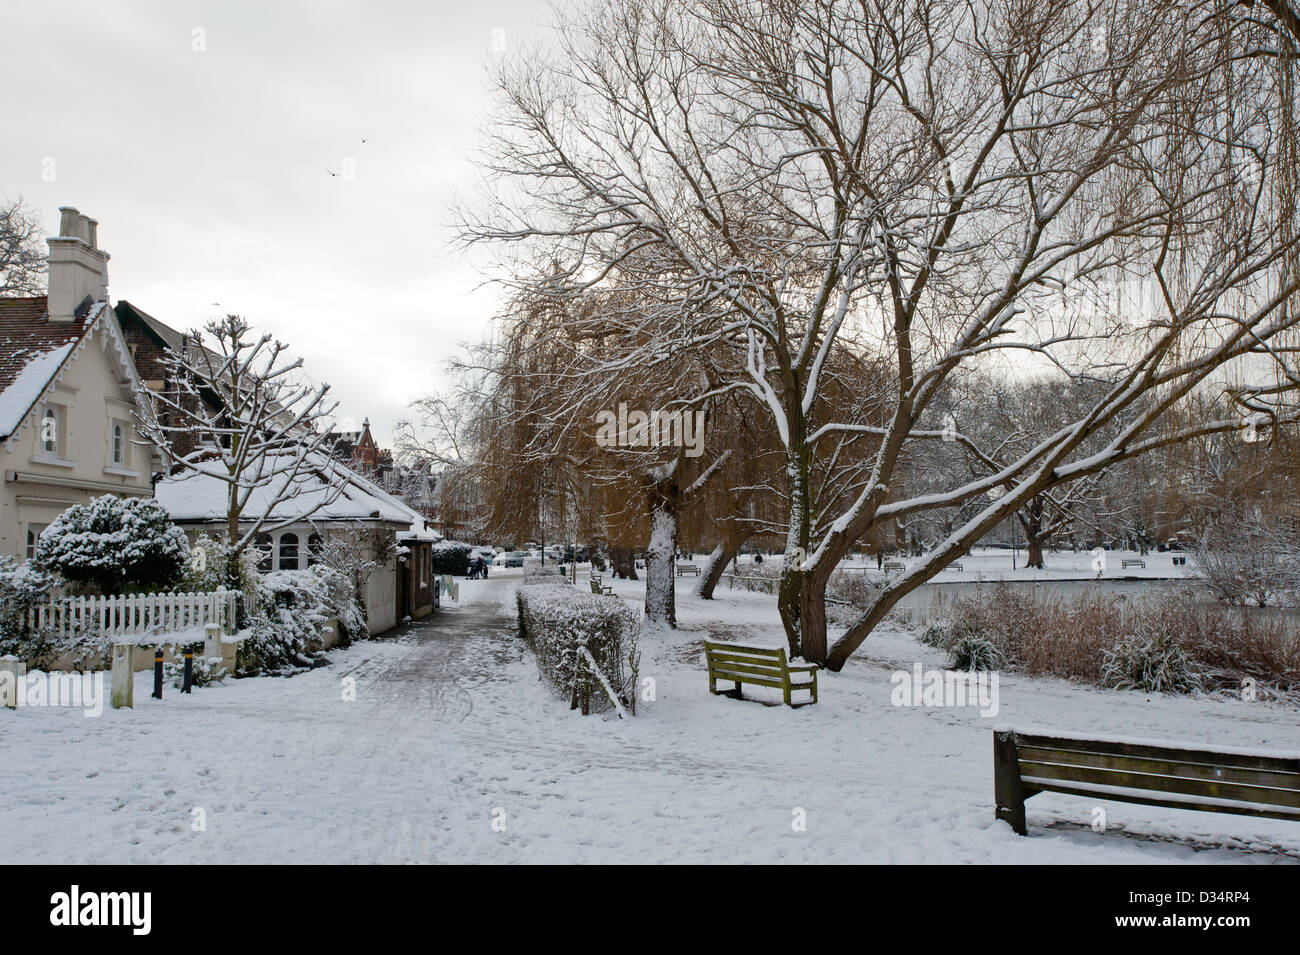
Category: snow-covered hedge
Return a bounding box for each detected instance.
[430,540,473,576]
[523,562,560,584]
[35,495,189,594]
[516,583,640,714]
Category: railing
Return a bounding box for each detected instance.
[19,589,237,641]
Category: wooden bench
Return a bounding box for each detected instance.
[704,640,818,707]
[676,562,700,576]
[589,576,614,596]
[994,727,1300,836]
[1171,555,1187,567]
[950,561,963,572]
[882,559,905,572]
[1121,558,1146,569]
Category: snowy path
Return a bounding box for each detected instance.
[3,572,1299,864]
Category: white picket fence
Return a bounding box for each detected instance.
[21,589,238,641]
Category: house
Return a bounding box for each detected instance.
[154,447,441,633]
[0,208,151,560]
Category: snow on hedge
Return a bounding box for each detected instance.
[516,583,639,715]
[34,495,189,593]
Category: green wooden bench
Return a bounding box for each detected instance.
[704,640,818,707]
[994,727,1300,836]
[589,575,614,596]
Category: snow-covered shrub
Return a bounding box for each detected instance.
[236,568,340,675]
[36,495,189,594]
[1191,516,1299,608]
[164,651,229,688]
[1101,632,1202,694]
[430,540,472,576]
[517,584,640,715]
[0,557,61,666]
[949,633,1002,671]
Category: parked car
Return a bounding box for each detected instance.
[494,550,530,568]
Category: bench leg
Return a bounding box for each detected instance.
[994,729,1028,835]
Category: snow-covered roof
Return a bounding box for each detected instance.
[0,296,114,440]
[156,448,441,542]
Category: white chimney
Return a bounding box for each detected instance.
[46,206,110,322]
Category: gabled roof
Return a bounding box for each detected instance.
[0,295,109,440]
[155,449,442,542]
[114,300,224,366]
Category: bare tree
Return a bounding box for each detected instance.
[135,315,343,579]
[466,0,1300,668]
[0,195,47,296]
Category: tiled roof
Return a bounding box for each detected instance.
[0,295,100,439]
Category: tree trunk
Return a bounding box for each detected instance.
[777,441,814,659]
[643,475,680,629]
[697,523,750,599]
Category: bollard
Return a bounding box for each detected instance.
[0,654,20,709]
[182,650,194,694]
[151,648,163,700]
[111,644,134,709]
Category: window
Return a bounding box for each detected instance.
[419,549,427,588]
[110,419,128,466]
[25,524,48,560]
[278,533,299,571]
[307,533,324,567]
[255,533,273,573]
[40,405,62,456]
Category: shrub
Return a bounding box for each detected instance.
[0,557,61,666]
[517,583,640,714]
[234,563,366,676]
[165,651,229,688]
[950,633,1002,671]
[430,540,472,576]
[523,562,560,584]
[36,495,189,594]
[1101,632,1202,694]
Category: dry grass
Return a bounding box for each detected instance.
[926,585,1300,695]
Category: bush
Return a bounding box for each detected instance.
[950,632,1002,671]
[430,540,472,576]
[517,583,640,714]
[928,585,1297,695]
[235,563,366,676]
[36,495,189,594]
[0,557,60,666]
[165,651,229,688]
[523,562,560,584]
[1101,632,1202,694]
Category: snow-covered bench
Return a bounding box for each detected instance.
[1121,558,1146,569]
[705,640,818,708]
[882,559,905,572]
[589,576,614,596]
[994,727,1300,836]
[676,562,700,576]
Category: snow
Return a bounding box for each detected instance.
[2,572,1297,863]
[0,342,74,439]
[156,451,426,528]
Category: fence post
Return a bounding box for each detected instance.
[111,644,134,709]
[0,654,19,709]
[204,623,222,663]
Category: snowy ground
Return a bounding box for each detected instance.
[3,569,1298,864]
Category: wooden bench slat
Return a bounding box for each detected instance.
[1017,759,1300,809]
[1020,777,1300,822]
[1017,744,1300,791]
[1015,733,1300,774]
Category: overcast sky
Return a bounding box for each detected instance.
[1,0,554,446]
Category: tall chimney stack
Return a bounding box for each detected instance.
[46,206,110,322]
